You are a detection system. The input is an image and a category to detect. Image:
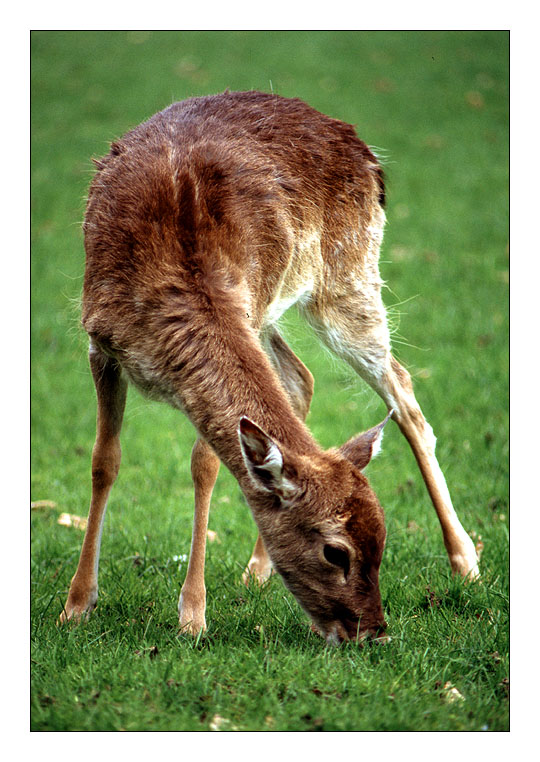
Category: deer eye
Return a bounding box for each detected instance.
[323,544,350,577]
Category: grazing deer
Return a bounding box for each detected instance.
[60,91,479,644]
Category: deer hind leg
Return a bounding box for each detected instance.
[242,328,315,585]
[178,437,220,634]
[305,293,479,580]
[382,355,478,578]
[60,346,127,622]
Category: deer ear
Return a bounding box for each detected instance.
[339,410,393,471]
[238,417,298,501]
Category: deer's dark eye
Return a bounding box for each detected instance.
[323,545,350,577]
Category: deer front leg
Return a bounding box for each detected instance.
[242,534,274,585]
[60,347,127,622]
[178,438,220,635]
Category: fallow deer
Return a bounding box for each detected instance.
[60,91,479,644]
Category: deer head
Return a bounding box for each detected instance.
[238,413,392,644]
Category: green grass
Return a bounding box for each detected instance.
[31,31,509,732]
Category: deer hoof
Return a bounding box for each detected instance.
[242,559,274,586]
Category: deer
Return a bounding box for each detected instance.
[59,90,479,644]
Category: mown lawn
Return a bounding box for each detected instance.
[31,30,509,732]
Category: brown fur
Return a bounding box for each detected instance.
[61,91,479,643]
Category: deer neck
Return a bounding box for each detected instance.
[163,278,318,483]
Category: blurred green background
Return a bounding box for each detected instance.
[31,31,508,731]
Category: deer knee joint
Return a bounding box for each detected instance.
[91,452,120,489]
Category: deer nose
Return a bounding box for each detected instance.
[345,619,388,644]
[312,619,389,645]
